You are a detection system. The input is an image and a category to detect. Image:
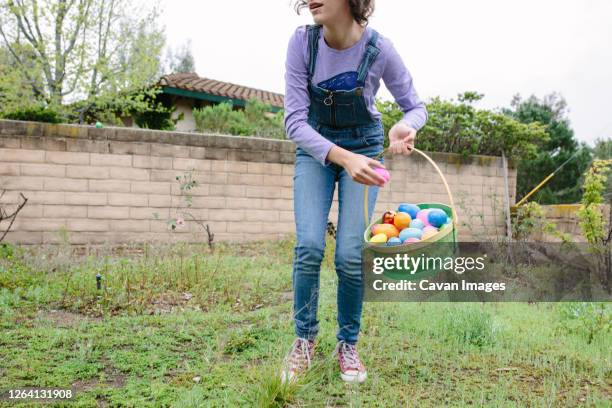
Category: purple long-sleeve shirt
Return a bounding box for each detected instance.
[284,25,428,165]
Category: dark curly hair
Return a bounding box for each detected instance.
[294,0,375,25]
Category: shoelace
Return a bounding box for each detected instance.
[337,341,360,369]
[287,338,312,370]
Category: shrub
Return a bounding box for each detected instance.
[2,105,64,123]
[376,93,549,161]
[193,98,285,139]
[134,104,184,131]
[512,202,566,241]
[577,160,612,245]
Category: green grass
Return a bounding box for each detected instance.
[0,238,610,407]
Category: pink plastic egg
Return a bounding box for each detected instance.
[421,227,439,240]
[374,167,390,183]
[422,226,438,234]
[416,209,432,227]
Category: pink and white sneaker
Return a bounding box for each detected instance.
[335,341,367,383]
[280,338,315,384]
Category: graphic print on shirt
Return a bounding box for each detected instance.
[317,71,359,91]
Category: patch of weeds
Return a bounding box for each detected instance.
[254,377,298,408]
[439,305,497,347]
[557,302,611,344]
[224,327,274,355]
[249,366,302,408]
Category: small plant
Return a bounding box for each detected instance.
[439,306,497,347]
[224,327,272,354]
[511,202,570,242]
[224,332,257,354]
[577,160,612,292]
[557,302,611,344]
[577,160,612,244]
[252,368,300,408]
[153,169,215,249]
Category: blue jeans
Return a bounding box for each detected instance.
[292,120,383,345]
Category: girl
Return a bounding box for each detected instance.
[283,0,428,383]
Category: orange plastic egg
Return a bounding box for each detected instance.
[393,212,412,230]
[371,223,399,239]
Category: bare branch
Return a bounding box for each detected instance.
[11,0,38,44]
[0,191,28,243]
[12,0,55,93]
[63,0,89,58]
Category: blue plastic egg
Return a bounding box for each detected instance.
[409,219,425,230]
[387,237,402,246]
[399,227,423,242]
[427,209,448,228]
[397,203,420,219]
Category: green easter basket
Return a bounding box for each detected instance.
[363,148,459,281]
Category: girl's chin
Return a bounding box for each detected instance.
[311,14,327,25]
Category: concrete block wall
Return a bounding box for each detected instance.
[0,120,516,245]
[539,204,610,241]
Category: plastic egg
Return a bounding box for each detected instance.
[371,223,399,239]
[387,237,402,246]
[427,208,448,228]
[409,219,425,230]
[421,226,439,240]
[398,203,420,219]
[375,167,390,183]
[405,238,421,243]
[399,227,423,242]
[423,225,438,234]
[393,212,411,230]
[416,209,432,227]
[370,233,388,243]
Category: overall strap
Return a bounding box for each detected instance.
[356,29,380,84]
[306,24,322,83]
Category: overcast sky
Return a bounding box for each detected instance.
[159,0,612,145]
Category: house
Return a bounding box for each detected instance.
[155,72,284,132]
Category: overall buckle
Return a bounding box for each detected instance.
[323,92,334,106]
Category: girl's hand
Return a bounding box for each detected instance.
[388,122,417,155]
[342,151,386,186]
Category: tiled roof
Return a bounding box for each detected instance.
[158,72,284,108]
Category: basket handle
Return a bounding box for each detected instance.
[363,147,459,228]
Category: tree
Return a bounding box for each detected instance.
[504,93,592,204]
[591,138,612,201]
[164,40,195,74]
[593,138,612,160]
[0,44,41,112]
[0,0,165,121]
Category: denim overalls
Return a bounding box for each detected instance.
[292,24,384,345]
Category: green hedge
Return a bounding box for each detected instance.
[377,93,548,161]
